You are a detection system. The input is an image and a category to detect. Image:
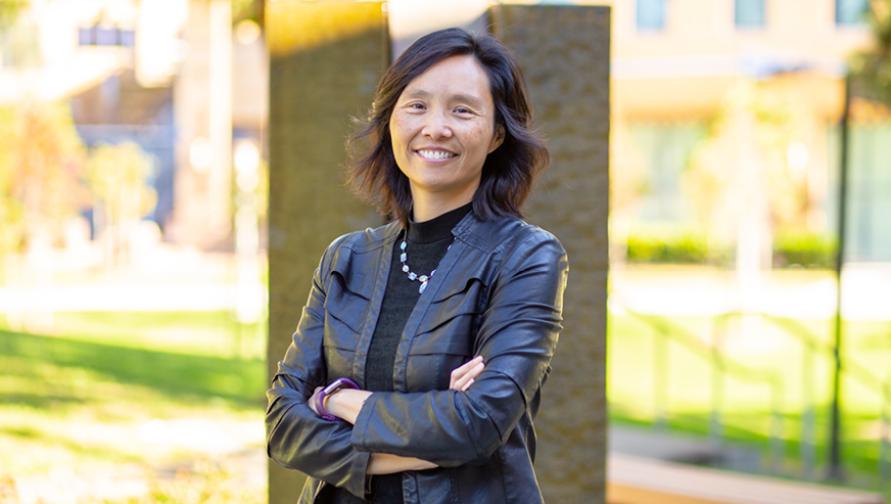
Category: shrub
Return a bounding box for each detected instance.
[773,232,835,269]
[625,233,726,264]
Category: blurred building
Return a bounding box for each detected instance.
[5,0,887,259]
[0,0,266,251]
[612,0,890,262]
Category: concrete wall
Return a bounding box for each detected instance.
[490,5,610,502]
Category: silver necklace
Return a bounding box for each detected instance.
[399,239,450,294]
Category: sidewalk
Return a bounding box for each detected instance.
[0,245,265,313]
[610,263,891,321]
[2,251,889,321]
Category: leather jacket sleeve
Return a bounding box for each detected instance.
[350,230,569,467]
[265,238,371,499]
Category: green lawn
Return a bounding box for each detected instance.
[608,310,891,497]
[1,304,888,501]
[0,311,268,503]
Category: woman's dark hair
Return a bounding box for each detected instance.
[347,27,549,226]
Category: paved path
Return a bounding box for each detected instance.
[0,247,265,313]
[611,263,891,321]
[2,249,889,322]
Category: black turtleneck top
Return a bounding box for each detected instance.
[327,202,473,504]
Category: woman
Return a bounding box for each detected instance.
[266,27,569,503]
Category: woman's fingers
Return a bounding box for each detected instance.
[454,355,483,376]
[454,363,483,390]
[449,356,483,385]
[449,356,485,391]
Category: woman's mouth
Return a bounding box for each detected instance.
[416,149,458,161]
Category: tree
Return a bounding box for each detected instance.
[0,0,27,32]
[850,0,891,104]
[85,142,157,264]
[0,101,88,257]
[684,80,816,260]
[609,113,649,265]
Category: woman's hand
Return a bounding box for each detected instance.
[307,385,370,421]
[308,386,324,416]
[449,355,485,392]
[325,388,372,424]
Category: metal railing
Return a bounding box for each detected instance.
[616,305,786,470]
[612,303,891,487]
[751,311,889,485]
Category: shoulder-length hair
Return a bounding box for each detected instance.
[347,27,549,226]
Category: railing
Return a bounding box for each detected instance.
[615,305,786,470]
[749,311,889,485]
[611,302,891,488]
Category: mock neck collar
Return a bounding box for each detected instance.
[406,202,473,244]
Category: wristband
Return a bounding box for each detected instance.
[315,377,360,421]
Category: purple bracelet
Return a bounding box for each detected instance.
[315,377,360,421]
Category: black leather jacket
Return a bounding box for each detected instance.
[266,212,569,503]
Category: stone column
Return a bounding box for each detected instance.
[266,2,387,503]
[490,5,611,502]
[168,0,232,248]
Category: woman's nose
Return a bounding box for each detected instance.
[421,111,453,139]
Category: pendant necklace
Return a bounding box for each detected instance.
[399,239,450,294]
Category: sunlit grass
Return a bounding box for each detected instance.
[0,310,265,359]
[0,312,268,503]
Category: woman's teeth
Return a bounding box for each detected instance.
[418,150,456,160]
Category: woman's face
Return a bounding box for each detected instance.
[389,54,503,213]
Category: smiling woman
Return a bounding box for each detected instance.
[266,27,569,504]
[388,54,504,221]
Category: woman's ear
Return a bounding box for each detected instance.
[488,125,505,154]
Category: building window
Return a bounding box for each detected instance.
[735,0,765,28]
[636,0,666,31]
[78,26,136,47]
[836,0,868,26]
[629,122,706,223]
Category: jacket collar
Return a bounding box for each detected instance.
[374,210,511,253]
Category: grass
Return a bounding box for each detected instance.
[0,329,265,407]
[608,310,891,498]
[0,311,268,503]
[1,298,888,501]
[0,310,266,359]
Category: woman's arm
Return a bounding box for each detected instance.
[265,238,372,499]
[347,232,569,467]
[313,356,486,475]
[368,453,438,474]
[321,355,484,424]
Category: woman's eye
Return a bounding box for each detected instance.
[408,103,426,111]
[455,107,474,115]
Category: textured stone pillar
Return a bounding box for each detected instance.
[266,2,387,503]
[490,5,611,502]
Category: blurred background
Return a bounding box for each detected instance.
[608,0,891,501]
[0,0,889,502]
[0,0,268,502]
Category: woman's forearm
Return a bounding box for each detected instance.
[325,388,372,424]
[323,391,437,474]
[322,356,484,425]
[368,453,437,474]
